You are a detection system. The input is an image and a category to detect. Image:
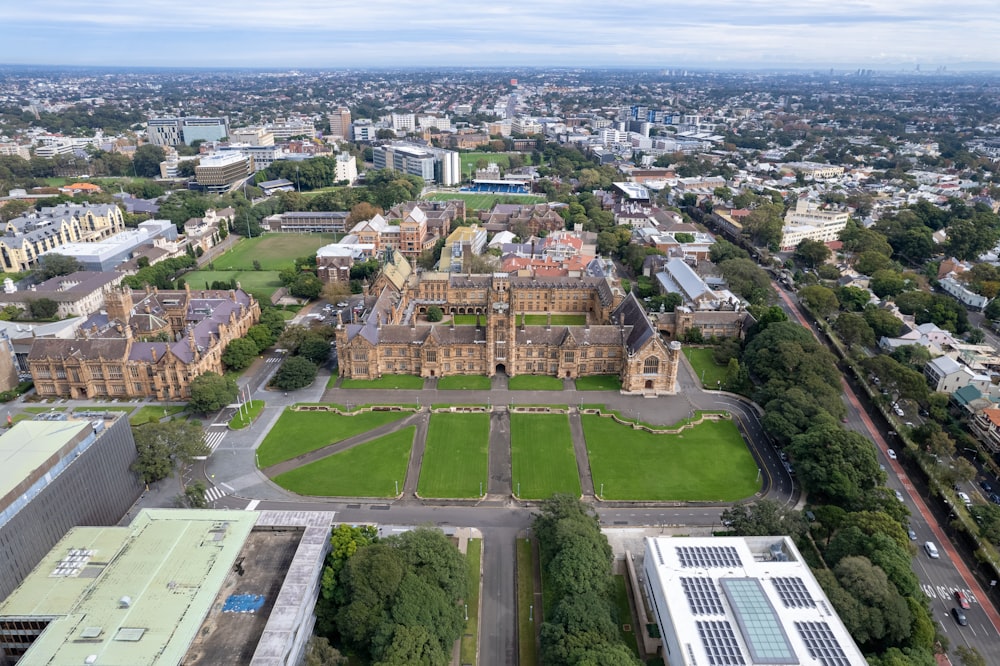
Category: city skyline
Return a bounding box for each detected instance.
[2,0,999,71]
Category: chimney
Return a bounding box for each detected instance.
[229,289,237,302]
[520,313,526,331]
[376,313,382,330]
[188,329,196,353]
[151,347,158,362]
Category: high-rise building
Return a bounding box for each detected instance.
[328,107,352,140]
[372,142,461,186]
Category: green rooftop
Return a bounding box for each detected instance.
[0,420,92,510]
[0,509,257,666]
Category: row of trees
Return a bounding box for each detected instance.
[534,496,641,666]
[314,525,468,666]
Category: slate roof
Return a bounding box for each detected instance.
[611,290,655,355]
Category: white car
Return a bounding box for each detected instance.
[895,489,905,502]
[957,491,972,507]
[887,449,897,460]
[336,301,349,308]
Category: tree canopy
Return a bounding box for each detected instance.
[131,419,209,483]
[187,371,238,414]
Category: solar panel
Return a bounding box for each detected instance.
[681,577,725,615]
[677,546,742,568]
[795,621,852,666]
[772,577,816,608]
[696,620,746,666]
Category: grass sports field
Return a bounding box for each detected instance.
[683,347,729,388]
[257,408,409,468]
[184,233,338,300]
[272,427,414,497]
[423,192,543,210]
[510,414,580,499]
[417,413,490,498]
[582,416,759,501]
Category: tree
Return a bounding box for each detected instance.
[132,144,167,178]
[864,305,903,339]
[303,636,346,666]
[272,355,317,390]
[798,285,839,318]
[34,253,82,280]
[188,371,238,414]
[854,251,895,276]
[322,280,352,304]
[291,273,324,300]
[788,425,883,508]
[131,419,209,483]
[718,258,774,305]
[259,307,287,338]
[870,270,906,298]
[246,324,275,352]
[222,338,260,371]
[27,298,59,319]
[298,335,332,365]
[425,305,443,322]
[837,286,871,312]
[720,499,807,538]
[181,480,208,508]
[833,312,875,348]
[794,239,831,268]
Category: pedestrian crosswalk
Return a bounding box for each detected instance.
[265,356,282,364]
[204,484,232,503]
[204,430,227,453]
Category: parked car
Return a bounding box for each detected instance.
[907,525,917,540]
[954,590,970,609]
[336,301,349,307]
[957,491,972,507]
[887,449,897,460]
[952,607,968,626]
[981,480,993,493]
[990,493,1000,506]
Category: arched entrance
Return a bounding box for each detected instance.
[645,380,653,389]
[495,363,507,376]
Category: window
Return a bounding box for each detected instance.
[643,357,660,375]
[426,351,437,362]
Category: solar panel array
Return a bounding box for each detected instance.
[49,548,95,577]
[772,576,815,608]
[696,620,746,666]
[795,621,852,666]
[681,577,725,615]
[677,545,742,568]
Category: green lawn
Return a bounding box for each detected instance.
[683,347,729,389]
[461,538,482,665]
[130,405,186,426]
[340,375,425,390]
[575,375,621,391]
[612,575,640,658]
[510,414,580,499]
[213,234,338,270]
[508,375,564,391]
[23,406,67,413]
[437,374,491,390]
[423,192,543,210]
[182,269,283,300]
[459,151,535,178]
[272,427,413,497]
[228,400,265,429]
[516,538,538,666]
[418,413,490,498]
[72,405,135,413]
[257,409,409,468]
[583,416,759,501]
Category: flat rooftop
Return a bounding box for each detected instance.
[0,419,93,516]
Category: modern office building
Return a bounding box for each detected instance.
[372,142,461,185]
[779,199,851,251]
[643,536,865,666]
[194,152,253,193]
[0,413,142,603]
[146,117,230,146]
[328,107,352,140]
[0,509,334,666]
[351,120,379,142]
[0,203,126,273]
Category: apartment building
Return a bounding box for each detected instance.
[372,142,461,185]
[328,107,352,139]
[0,203,126,273]
[779,199,850,251]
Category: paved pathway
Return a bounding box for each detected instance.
[568,409,595,497]
[403,412,429,497]
[488,407,512,496]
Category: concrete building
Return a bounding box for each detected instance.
[372,142,461,186]
[262,211,348,234]
[0,271,124,319]
[39,220,177,272]
[335,253,680,394]
[1,203,126,273]
[334,151,358,184]
[27,285,260,400]
[147,117,230,146]
[642,535,865,666]
[351,120,379,142]
[229,127,275,146]
[0,509,333,666]
[779,199,850,251]
[327,107,352,140]
[195,152,253,194]
[0,413,142,603]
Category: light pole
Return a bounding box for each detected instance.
[394,480,399,495]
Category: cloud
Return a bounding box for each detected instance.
[1,1,998,68]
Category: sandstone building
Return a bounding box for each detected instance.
[335,252,680,394]
[27,284,260,400]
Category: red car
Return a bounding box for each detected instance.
[954,590,971,610]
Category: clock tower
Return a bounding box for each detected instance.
[486,273,515,376]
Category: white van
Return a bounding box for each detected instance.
[924,541,939,559]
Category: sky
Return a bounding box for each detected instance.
[2,0,999,70]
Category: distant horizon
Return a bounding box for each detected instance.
[2,1,998,73]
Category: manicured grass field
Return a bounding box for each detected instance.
[582,416,759,501]
[213,233,338,270]
[516,538,538,666]
[130,405,186,426]
[574,375,621,391]
[423,192,543,210]
[228,400,265,429]
[437,374,491,390]
[340,375,425,390]
[272,427,414,497]
[72,405,135,413]
[508,375,564,391]
[23,406,67,413]
[683,347,729,389]
[510,414,580,499]
[257,409,409,468]
[182,269,283,299]
[461,538,482,665]
[417,413,490,498]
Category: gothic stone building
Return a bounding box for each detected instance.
[335,253,680,394]
[27,284,260,400]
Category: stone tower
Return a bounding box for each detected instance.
[486,273,514,376]
[105,286,133,324]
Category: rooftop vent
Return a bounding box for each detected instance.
[118,595,132,609]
